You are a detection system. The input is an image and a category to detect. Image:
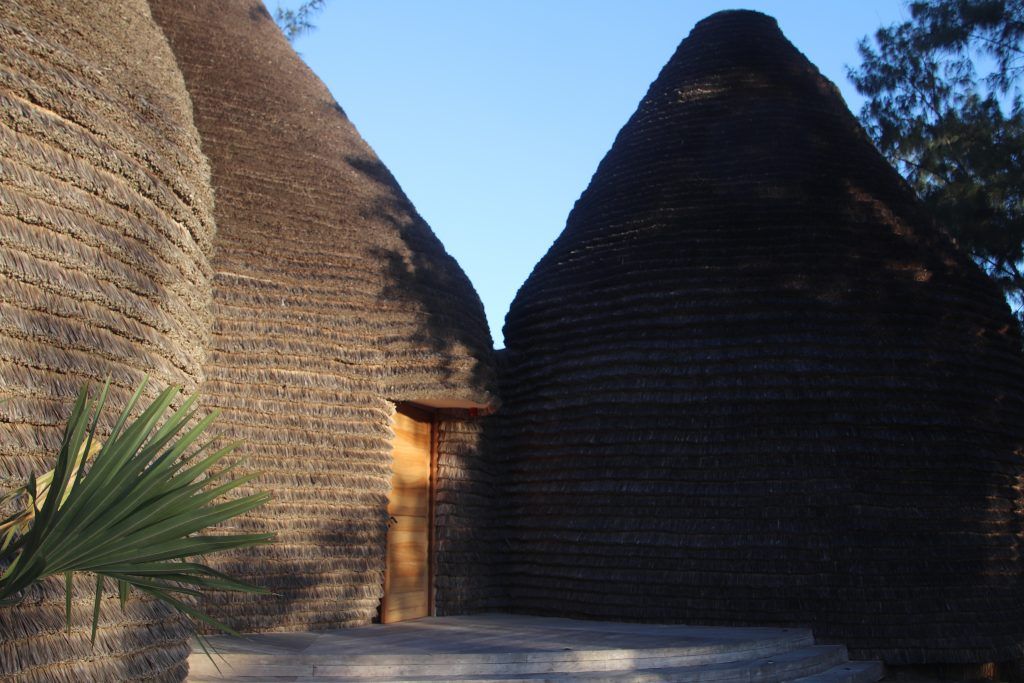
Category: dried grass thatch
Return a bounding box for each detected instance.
[493,10,1024,665]
[434,414,504,615]
[0,0,215,680]
[149,0,497,633]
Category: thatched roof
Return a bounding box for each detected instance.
[149,0,497,633]
[151,0,496,410]
[0,0,215,680]
[495,10,1024,665]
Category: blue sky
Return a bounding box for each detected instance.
[277,1,909,347]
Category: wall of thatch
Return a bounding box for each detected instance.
[149,0,497,632]
[434,414,504,615]
[0,0,215,680]
[494,10,1024,665]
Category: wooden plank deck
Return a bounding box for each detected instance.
[187,613,884,681]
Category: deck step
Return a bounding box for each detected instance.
[332,645,852,683]
[186,614,884,682]
[188,639,811,678]
[791,660,886,683]
[519,645,851,682]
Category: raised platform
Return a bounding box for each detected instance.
[187,613,884,682]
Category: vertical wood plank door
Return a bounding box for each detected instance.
[382,406,433,623]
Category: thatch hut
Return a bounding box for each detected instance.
[0,0,215,680]
[494,10,1024,665]
[149,0,499,633]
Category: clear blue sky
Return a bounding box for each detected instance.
[276,1,908,347]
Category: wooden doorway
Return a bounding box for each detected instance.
[382,404,434,623]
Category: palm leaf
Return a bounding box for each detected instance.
[0,379,274,646]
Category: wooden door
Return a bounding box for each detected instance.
[382,405,433,623]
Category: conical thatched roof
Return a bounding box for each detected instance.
[495,10,1024,664]
[0,0,215,680]
[150,0,497,633]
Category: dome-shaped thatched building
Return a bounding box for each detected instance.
[495,10,1024,665]
[149,0,499,633]
[0,0,215,680]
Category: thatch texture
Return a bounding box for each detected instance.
[149,0,497,632]
[434,414,504,615]
[0,0,215,680]
[495,10,1024,665]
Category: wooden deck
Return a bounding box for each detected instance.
[187,613,884,682]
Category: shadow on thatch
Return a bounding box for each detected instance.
[490,9,1024,666]
[433,416,511,615]
[493,140,1024,654]
[345,152,497,405]
[247,3,272,23]
[376,239,497,396]
[200,512,387,632]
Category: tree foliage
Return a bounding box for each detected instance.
[850,1,1024,319]
[275,0,327,42]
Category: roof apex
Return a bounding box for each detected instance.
[692,9,780,33]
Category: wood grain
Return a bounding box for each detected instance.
[383,408,432,623]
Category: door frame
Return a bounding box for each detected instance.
[381,402,438,622]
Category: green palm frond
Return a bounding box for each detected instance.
[0,379,274,643]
